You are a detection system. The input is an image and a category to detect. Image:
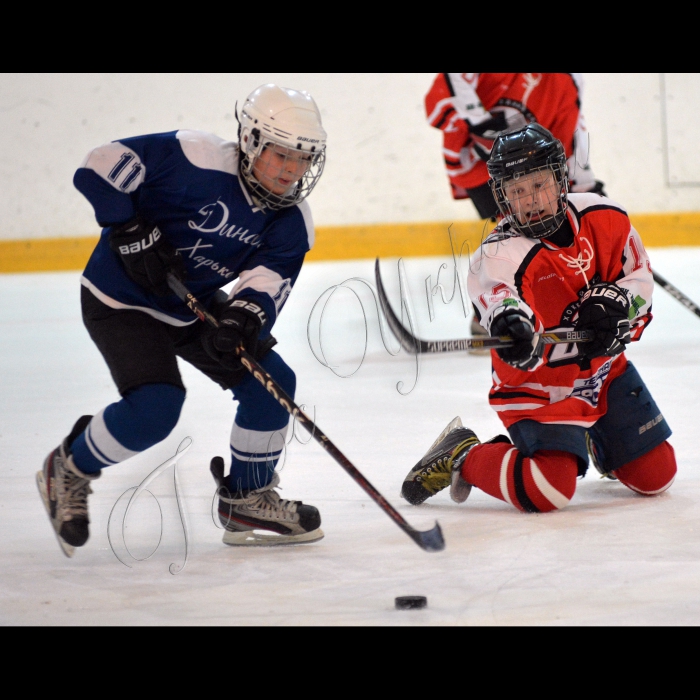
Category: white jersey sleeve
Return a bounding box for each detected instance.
[467,231,541,333]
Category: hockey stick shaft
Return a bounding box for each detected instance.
[653,271,700,319]
[166,273,444,553]
[375,258,591,354]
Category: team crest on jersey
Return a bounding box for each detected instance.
[569,359,612,407]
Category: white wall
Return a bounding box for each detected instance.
[1,73,699,241]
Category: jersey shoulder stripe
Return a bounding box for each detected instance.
[568,193,629,218]
[176,130,238,175]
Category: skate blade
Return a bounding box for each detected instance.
[222,527,324,547]
[36,471,75,558]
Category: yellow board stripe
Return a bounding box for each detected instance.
[1,213,699,273]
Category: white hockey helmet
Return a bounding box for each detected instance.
[238,84,327,210]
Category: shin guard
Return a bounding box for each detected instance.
[462,444,578,513]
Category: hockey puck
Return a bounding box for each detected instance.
[395,595,427,610]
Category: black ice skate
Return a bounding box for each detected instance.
[211,457,324,546]
[401,417,480,505]
[36,416,100,558]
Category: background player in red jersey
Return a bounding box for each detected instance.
[401,124,677,513]
[425,73,606,220]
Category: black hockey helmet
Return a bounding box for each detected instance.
[487,123,569,239]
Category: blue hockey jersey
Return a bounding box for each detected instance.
[74,129,315,328]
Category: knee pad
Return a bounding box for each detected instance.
[615,441,677,496]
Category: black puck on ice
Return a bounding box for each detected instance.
[395,595,427,610]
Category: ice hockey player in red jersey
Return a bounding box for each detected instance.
[425,73,605,221]
[401,123,676,513]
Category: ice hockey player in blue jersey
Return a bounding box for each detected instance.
[36,84,328,556]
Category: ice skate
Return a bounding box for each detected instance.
[401,417,480,505]
[586,433,617,481]
[36,416,100,558]
[211,457,324,546]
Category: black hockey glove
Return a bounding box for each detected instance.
[202,299,267,370]
[576,283,632,360]
[109,217,185,296]
[490,308,544,371]
[470,111,509,162]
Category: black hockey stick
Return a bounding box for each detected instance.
[375,258,591,354]
[166,273,445,553]
[653,271,700,319]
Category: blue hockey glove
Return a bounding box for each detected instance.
[202,299,268,370]
[576,283,631,359]
[109,217,185,296]
[490,308,544,370]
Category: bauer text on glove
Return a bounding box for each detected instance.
[576,282,632,359]
[108,217,185,296]
[202,299,267,371]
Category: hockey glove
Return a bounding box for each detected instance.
[109,217,185,296]
[576,283,631,359]
[490,308,544,371]
[202,299,267,370]
[469,111,509,162]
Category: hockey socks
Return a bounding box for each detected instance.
[227,350,296,493]
[462,443,578,513]
[613,441,676,495]
[70,383,185,473]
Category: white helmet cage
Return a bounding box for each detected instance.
[238,84,327,210]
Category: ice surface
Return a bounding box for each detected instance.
[2,248,700,626]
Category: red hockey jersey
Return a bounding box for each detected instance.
[426,73,588,198]
[467,193,654,429]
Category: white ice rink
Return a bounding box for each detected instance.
[2,248,700,626]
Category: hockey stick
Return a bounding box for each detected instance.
[165,273,445,553]
[375,258,591,354]
[653,271,700,319]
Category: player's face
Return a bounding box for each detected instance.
[504,169,560,225]
[253,144,313,196]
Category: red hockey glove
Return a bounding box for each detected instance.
[490,308,544,371]
[576,283,631,359]
[109,217,185,296]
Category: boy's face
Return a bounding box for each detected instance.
[504,169,560,226]
[252,144,312,196]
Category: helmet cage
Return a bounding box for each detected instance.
[487,123,569,239]
[239,133,326,211]
[490,162,568,239]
